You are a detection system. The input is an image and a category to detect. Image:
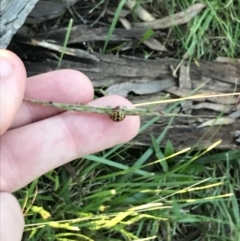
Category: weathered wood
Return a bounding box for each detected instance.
[23,53,240,89]
[0,0,39,48]
[22,53,240,150]
[31,25,149,43]
[130,118,240,150]
[25,0,81,24]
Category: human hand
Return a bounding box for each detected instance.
[0,50,140,241]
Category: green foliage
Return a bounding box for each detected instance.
[19,113,240,240]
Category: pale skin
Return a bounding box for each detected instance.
[0,50,140,241]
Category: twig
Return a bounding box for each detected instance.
[23,98,196,122]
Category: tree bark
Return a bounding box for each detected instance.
[0,0,39,48]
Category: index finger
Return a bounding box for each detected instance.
[10,69,94,129]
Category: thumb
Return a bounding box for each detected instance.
[0,193,24,241]
[0,50,26,134]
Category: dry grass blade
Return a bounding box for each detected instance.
[19,38,100,61]
[133,3,206,29]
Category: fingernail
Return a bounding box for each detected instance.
[0,52,13,80]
